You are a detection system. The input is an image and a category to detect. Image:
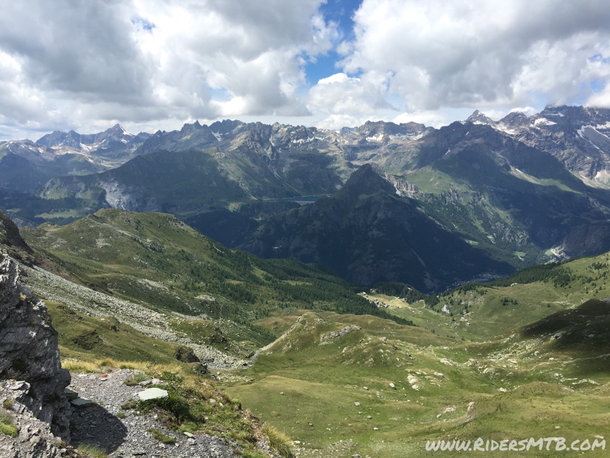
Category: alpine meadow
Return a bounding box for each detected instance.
[3,1,610,457]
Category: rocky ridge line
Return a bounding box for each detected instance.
[21,265,246,370]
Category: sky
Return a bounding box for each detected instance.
[1,0,610,140]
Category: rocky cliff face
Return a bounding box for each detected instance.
[0,254,71,440]
[466,106,610,186]
[0,211,33,264]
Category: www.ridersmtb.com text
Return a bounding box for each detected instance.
[426,437,605,452]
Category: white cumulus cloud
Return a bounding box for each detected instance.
[335,0,610,113]
[0,0,337,138]
[2,0,610,138]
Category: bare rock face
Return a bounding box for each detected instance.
[0,254,71,440]
[0,210,33,265]
[0,380,66,458]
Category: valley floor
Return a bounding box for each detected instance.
[220,310,610,457]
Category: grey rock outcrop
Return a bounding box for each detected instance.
[320,325,361,345]
[0,380,66,458]
[174,345,200,363]
[0,255,71,440]
[0,211,33,265]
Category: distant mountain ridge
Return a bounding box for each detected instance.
[37,123,133,151]
[5,106,610,290]
[464,106,610,186]
[0,124,151,192]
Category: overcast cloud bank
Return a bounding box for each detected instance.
[1,0,609,139]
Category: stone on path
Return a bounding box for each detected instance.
[64,388,78,400]
[71,397,95,407]
[138,387,169,401]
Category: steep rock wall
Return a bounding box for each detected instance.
[0,255,71,439]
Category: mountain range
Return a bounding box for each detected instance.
[0,124,150,192]
[4,105,610,291]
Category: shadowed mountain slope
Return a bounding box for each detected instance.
[235,164,512,291]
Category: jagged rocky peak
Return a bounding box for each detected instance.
[270,123,316,147]
[357,120,427,139]
[340,126,357,134]
[1,138,48,156]
[240,121,273,144]
[36,123,134,150]
[180,119,205,134]
[499,111,530,128]
[533,105,610,130]
[466,110,495,125]
[36,129,81,148]
[209,119,246,136]
[174,120,217,143]
[35,130,63,147]
[339,163,396,197]
[0,254,71,440]
[107,123,127,133]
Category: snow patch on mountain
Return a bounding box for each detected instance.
[366,133,384,142]
[534,118,557,126]
[494,123,518,134]
[291,137,314,144]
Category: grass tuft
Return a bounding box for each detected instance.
[76,444,107,458]
[124,372,149,386]
[262,424,293,458]
[52,438,67,448]
[0,410,18,438]
[121,399,138,410]
[148,428,176,444]
[61,360,102,373]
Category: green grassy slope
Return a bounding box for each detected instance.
[224,300,610,457]
[46,300,182,364]
[402,124,610,269]
[367,252,610,346]
[21,209,409,336]
[12,206,610,457]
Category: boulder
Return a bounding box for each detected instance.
[319,325,361,345]
[174,345,200,363]
[63,388,78,400]
[70,397,95,408]
[192,362,209,375]
[138,387,169,401]
[0,255,71,440]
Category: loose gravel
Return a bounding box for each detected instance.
[68,369,242,457]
